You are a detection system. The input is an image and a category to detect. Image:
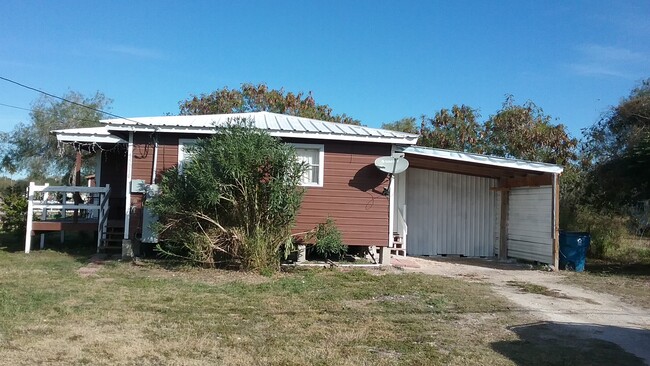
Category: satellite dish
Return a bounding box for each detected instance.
[374,156,409,175]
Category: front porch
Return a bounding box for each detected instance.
[24,183,114,253]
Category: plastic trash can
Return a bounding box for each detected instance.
[559,231,591,272]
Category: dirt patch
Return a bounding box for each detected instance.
[76,254,110,278]
[398,256,650,364]
[507,280,601,305]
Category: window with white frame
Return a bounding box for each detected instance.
[292,143,324,187]
[178,138,198,174]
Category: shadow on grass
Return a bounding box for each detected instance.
[0,231,97,263]
[492,321,648,366]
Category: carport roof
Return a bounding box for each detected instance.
[400,146,564,177]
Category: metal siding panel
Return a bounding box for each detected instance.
[406,168,496,257]
[506,186,553,263]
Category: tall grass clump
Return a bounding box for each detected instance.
[149,121,304,272]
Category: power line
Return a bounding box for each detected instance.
[0,102,31,112]
[0,102,103,124]
[0,75,142,124]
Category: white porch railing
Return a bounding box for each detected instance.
[24,182,111,253]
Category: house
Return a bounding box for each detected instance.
[49,111,563,267]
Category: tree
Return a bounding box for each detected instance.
[420,105,484,152]
[382,98,576,165]
[483,96,576,165]
[583,78,650,208]
[179,83,361,125]
[381,117,419,134]
[150,121,305,272]
[1,91,112,181]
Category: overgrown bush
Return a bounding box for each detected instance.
[149,122,305,272]
[0,185,28,233]
[307,217,347,259]
[566,206,627,258]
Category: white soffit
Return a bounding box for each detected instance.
[101,111,419,145]
[52,126,126,144]
[402,146,564,174]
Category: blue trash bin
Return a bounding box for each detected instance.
[559,231,591,272]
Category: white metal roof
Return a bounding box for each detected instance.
[401,146,564,174]
[100,111,419,144]
[52,126,126,144]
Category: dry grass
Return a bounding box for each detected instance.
[564,261,650,309]
[564,236,650,309]
[0,244,644,365]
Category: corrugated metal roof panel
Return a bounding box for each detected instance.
[100,111,419,144]
[52,126,126,144]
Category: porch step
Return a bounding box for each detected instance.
[392,232,406,256]
[99,225,124,253]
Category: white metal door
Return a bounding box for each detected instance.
[405,168,498,256]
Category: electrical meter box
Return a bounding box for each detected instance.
[141,184,159,244]
[131,179,146,193]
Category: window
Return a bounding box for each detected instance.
[292,143,324,187]
[178,139,198,174]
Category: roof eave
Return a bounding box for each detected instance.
[401,146,564,174]
[55,134,126,144]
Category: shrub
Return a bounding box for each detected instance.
[149,121,305,272]
[568,206,627,258]
[307,217,347,259]
[0,185,28,233]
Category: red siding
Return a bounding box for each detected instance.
[288,139,391,247]
[125,133,391,246]
[128,134,180,239]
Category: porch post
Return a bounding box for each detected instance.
[39,183,49,249]
[24,182,35,253]
[95,150,103,187]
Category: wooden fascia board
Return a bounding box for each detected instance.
[405,154,550,179]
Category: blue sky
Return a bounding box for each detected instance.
[1,1,648,138]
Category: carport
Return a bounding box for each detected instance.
[392,146,563,269]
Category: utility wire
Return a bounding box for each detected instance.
[0,102,32,112]
[0,75,142,125]
[0,101,102,124]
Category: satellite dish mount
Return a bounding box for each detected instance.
[374,154,409,196]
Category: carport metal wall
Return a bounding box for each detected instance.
[400,147,562,268]
[405,168,498,257]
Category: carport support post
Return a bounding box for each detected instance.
[498,182,509,260]
[552,173,560,271]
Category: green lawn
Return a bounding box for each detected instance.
[0,239,644,365]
